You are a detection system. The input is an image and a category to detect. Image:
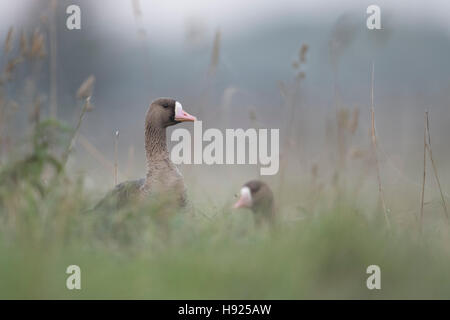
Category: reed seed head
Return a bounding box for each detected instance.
[76,75,95,100]
[20,30,28,57]
[349,107,359,134]
[299,43,309,63]
[30,29,46,59]
[4,27,13,54]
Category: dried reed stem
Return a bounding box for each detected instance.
[62,97,89,166]
[114,130,119,186]
[370,62,390,229]
[277,44,308,201]
[125,145,135,179]
[4,27,13,55]
[130,0,152,80]
[425,111,449,222]
[277,92,296,201]
[208,29,221,76]
[78,133,122,177]
[49,0,58,118]
[420,111,427,229]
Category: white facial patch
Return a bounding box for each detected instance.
[240,186,252,205]
[175,101,183,116]
[233,186,253,209]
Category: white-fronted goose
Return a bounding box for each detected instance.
[233,180,276,227]
[95,98,196,211]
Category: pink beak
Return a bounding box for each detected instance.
[233,195,252,209]
[175,108,197,122]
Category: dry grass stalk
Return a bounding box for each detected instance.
[4,27,13,54]
[299,44,308,63]
[277,43,308,200]
[424,111,449,223]
[62,97,91,166]
[131,0,142,17]
[76,75,95,100]
[30,29,46,59]
[293,44,308,80]
[208,29,221,75]
[4,57,22,80]
[29,95,42,125]
[49,0,58,118]
[337,108,349,130]
[420,111,427,229]
[370,62,390,229]
[0,94,5,160]
[125,145,135,178]
[20,30,28,57]
[349,107,359,134]
[130,0,152,78]
[336,106,359,168]
[114,130,119,186]
[78,133,122,178]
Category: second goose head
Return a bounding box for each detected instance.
[233,180,276,227]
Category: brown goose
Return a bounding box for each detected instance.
[233,180,276,227]
[95,98,196,211]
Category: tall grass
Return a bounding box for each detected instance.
[1,17,450,300]
[370,62,390,229]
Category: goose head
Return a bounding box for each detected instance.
[233,180,274,213]
[146,98,196,129]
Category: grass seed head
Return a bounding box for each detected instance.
[20,30,28,57]
[4,27,13,54]
[30,29,46,59]
[77,75,96,100]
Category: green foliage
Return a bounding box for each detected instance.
[1,118,450,299]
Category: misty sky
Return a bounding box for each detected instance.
[2,0,450,42]
[1,0,450,189]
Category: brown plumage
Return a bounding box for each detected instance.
[95,98,196,212]
[233,180,276,228]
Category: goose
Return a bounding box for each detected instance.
[233,180,276,228]
[95,98,196,211]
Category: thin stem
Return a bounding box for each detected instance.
[49,0,58,119]
[114,130,119,186]
[370,62,390,229]
[425,111,449,222]
[62,97,89,166]
[420,111,427,230]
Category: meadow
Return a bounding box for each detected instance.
[1,9,450,300]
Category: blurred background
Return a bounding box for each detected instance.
[2,0,450,299]
[1,0,450,218]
